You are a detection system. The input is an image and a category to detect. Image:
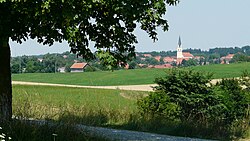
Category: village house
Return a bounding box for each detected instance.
[70,62,89,72]
[154,56,161,61]
[220,54,234,64]
[58,67,66,73]
[143,54,152,57]
[163,56,174,63]
[37,58,43,62]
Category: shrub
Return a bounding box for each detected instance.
[137,92,180,120]
[137,69,250,139]
[152,69,217,122]
[84,66,97,72]
[215,78,249,123]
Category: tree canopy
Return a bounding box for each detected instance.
[0,0,179,120]
[1,0,178,66]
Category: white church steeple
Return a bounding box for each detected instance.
[177,36,183,59]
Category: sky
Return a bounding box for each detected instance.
[10,0,250,56]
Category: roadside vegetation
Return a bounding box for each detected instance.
[12,62,250,86]
[1,120,107,141]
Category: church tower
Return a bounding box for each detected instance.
[176,36,183,59]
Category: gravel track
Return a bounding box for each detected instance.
[12,81,157,91]
[76,124,216,141]
[12,79,221,92]
[26,119,215,141]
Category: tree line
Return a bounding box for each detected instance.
[11,45,250,73]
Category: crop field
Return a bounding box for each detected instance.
[12,62,250,86]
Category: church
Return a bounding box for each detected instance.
[176,36,194,64]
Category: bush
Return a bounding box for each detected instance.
[137,69,250,139]
[152,69,217,122]
[137,92,180,120]
[84,66,97,72]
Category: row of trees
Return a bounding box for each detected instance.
[11,52,121,73]
[11,50,250,73]
[139,46,250,58]
[11,52,80,73]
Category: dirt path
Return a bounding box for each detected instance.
[27,119,215,141]
[12,79,221,92]
[12,81,157,91]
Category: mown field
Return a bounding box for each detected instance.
[12,62,250,86]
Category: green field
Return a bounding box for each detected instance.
[12,62,250,86]
[13,85,143,112]
[12,84,250,140]
[10,85,146,141]
[12,85,146,124]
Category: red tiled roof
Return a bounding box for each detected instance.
[163,57,174,63]
[143,54,152,57]
[194,56,204,59]
[221,54,234,60]
[226,54,234,58]
[182,52,194,58]
[154,56,161,61]
[70,63,88,69]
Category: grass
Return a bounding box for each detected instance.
[12,68,166,86]
[12,62,250,86]
[12,85,146,126]
[12,84,250,140]
[189,62,250,78]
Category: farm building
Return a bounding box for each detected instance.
[70,62,89,72]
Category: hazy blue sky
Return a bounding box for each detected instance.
[10,0,250,56]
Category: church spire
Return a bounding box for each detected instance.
[177,36,183,59]
[178,36,181,47]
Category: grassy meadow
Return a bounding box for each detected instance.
[12,84,250,140]
[3,84,147,141]
[12,62,250,86]
[12,85,146,126]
